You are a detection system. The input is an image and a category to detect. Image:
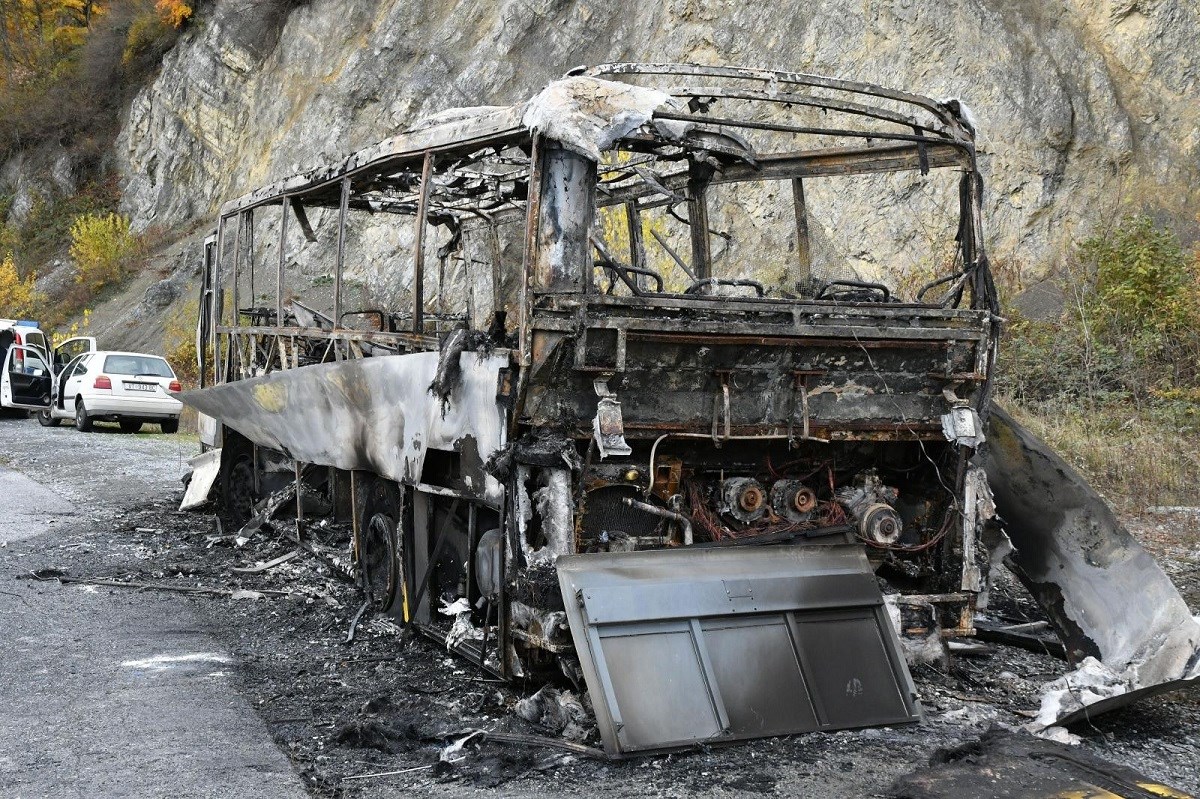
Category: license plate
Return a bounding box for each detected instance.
[125,382,157,393]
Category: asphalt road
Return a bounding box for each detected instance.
[2,413,1198,798]
[0,415,307,798]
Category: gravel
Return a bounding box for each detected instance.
[3,413,1198,797]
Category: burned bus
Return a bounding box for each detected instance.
[183,64,1200,755]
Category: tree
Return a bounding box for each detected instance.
[69,211,137,292]
[154,0,190,27]
[0,251,41,317]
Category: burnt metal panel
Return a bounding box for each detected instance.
[980,406,1200,726]
[178,351,511,506]
[556,544,920,756]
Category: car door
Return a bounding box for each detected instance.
[53,353,89,410]
[22,329,49,362]
[52,336,96,374]
[60,353,92,408]
[1,345,52,410]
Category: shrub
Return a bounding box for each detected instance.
[1000,215,1200,405]
[70,212,139,292]
[163,298,203,387]
[0,252,42,318]
[6,178,121,271]
[156,0,194,27]
[1079,215,1200,391]
[123,1,192,65]
[996,214,1200,509]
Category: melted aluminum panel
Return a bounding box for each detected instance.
[179,351,510,505]
[556,544,920,756]
[981,406,1200,727]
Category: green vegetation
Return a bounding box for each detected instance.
[0,1,194,163]
[999,214,1200,508]
[0,0,195,329]
[162,296,201,386]
[69,211,138,292]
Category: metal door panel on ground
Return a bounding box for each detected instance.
[2,345,52,409]
[556,544,920,756]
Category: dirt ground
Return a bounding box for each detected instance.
[3,414,1199,797]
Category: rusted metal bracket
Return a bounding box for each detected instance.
[788,369,828,446]
[711,371,731,446]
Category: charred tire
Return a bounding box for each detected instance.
[358,477,407,616]
[74,400,92,432]
[119,419,143,433]
[219,434,258,528]
[160,419,179,434]
[37,409,60,427]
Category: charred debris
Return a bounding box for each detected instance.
[178,63,1200,757]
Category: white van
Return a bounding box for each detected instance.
[0,319,51,411]
[1,320,96,413]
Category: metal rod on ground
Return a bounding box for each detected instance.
[350,470,361,582]
[342,764,435,782]
[294,461,304,539]
[230,550,300,574]
[477,730,606,759]
[51,577,291,597]
[344,598,372,643]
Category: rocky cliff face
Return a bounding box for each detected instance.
[117,0,1198,282]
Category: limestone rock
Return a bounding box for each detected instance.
[114,0,1199,277]
[143,279,178,310]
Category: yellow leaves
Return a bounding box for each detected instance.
[122,0,191,64]
[69,212,138,293]
[0,251,41,318]
[154,0,192,28]
[163,299,201,386]
[0,0,104,69]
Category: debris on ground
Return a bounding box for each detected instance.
[514,685,592,742]
[891,727,1196,798]
[13,489,1199,797]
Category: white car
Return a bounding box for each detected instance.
[36,350,184,433]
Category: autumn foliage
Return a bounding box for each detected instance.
[0,251,41,318]
[0,0,194,160]
[154,0,190,27]
[69,211,138,292]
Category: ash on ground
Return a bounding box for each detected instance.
[19,492,1200,798]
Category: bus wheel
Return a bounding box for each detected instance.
[359,477,406,616]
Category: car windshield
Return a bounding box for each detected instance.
[103,354,174,378]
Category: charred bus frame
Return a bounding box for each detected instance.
[188,64,1003,755]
